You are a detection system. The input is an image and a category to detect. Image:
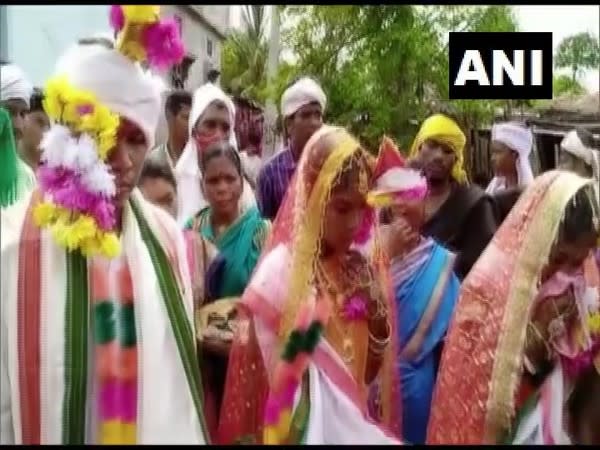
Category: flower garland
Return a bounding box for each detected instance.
[110,5,185,71]
[560,311,600,378]
[35,77,121,258]
[34,5,186,258]
[263,300,330,444]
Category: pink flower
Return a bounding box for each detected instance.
[561,339,600,379]
[109,5,125,32]
[77,104,94,116]
[37,166,117,230]
[342,294,368,321]
[142,18,185,71]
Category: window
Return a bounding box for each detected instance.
[206,37,213,58]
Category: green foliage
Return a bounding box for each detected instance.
[220,6,268,104]
[555,32,600,82]
[276,5,519,150]
[222,6,522,152]
[553,74,586,97]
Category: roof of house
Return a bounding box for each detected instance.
[536,91,600,119]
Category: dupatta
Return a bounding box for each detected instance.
[427,170,595,444]
[188,206,268,299]
[218,125,402,444]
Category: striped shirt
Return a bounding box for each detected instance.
[256,147,296,220]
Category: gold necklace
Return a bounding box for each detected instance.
[316,261,358,365]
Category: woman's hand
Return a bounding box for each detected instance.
[382,217,420,259]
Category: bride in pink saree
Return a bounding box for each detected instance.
[216,125,402,444]
[427,170,600,444]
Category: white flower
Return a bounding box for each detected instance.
[74,134,99,171]
[80,162,116,196]
[40,125,71,168]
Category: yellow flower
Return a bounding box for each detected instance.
[51,222,74,250]
[99,232,121,258]
[43,76,72,122]
[70,215,98,243]
[97,126,119,160]
[122,5,160,24]
[33,201,59,227]
[120,39,147,63]
[588,312,600,334]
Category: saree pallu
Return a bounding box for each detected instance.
[186,206,268,441]
[392,239,459,444]
[187,206,268,299]
[508,363,573,444]
[218,244,402,445]
[427,171,593,444]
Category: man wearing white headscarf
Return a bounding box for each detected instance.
[0,63,36,208]
[1,17,208,445]
[256,76,326,220]
[560,128,599,178]
[174,82,256,225]
[559,127,600,215]
[486,122,535,194]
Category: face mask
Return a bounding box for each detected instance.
[194,130,224,155]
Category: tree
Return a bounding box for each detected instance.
[555,32,600,83]
[220,6,268,103]
[553,74,585,97]
[279,5,519,151]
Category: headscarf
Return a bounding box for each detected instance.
[428,171,597,444]
[0,63,33,107]
[409,114,467,184]
[561,129,600,212]
[561,129,597,167]
[0,107,36,207]
[280,77,327,119]
[53,42,161,149]
[175,82,255,225]
[486,122,535,194]
[219,125,403,444]
[368,136,428,208]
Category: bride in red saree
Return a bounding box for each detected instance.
[216,125,402,444]
[427,170,600,444]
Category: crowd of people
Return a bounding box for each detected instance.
[1,4,599,446]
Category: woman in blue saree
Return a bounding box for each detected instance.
[391,237,459,444]
[371,137,460,444]
[185,140,269,441]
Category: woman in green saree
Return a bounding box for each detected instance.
[185,140,270,441]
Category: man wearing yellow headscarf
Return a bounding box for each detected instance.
[408,114,498,279]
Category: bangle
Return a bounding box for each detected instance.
[368,321,391,355]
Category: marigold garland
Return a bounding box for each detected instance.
[37,75,121,258]
[110,5,185,71]
[36,5,186,259]
[43,76,119,161]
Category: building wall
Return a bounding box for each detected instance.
[154,5,229,146]
[161,5,226,91]
[2,5,109,87]
[3,5,230,91]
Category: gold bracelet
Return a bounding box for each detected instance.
[369,321,391,351]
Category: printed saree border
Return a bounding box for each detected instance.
[484,175,589,441]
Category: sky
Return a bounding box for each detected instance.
[232,5,600,93]
[514,5,599,93]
